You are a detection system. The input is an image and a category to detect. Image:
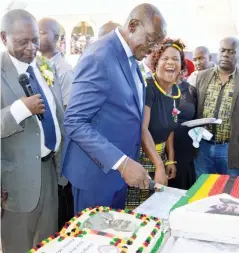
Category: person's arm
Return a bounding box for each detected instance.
[1,94,44,138]
[188,84,197,119]
[165,132,177,179]
[141,92,168,185]
[59,68,74,107]
[142,106,164,169]
[64,54,123,174]
[64,53,150,188]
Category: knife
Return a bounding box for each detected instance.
[149,180,164,192]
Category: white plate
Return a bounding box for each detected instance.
[181,118,222,128]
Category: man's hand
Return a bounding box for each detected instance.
[154,166,168,186]
[117,157,151,189]
[21,94,45,115]
[166,164,177,180]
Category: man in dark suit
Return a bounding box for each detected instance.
[1,10,64,253]
[62,3,167,213]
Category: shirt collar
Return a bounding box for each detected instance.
[115,27,133,59]
[9,53,37,75]
[214,65,237,79]
[142,60,151,74]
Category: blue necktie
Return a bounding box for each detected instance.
[129,56,142,110]
[27,66,57,151]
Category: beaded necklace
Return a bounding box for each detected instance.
[152,73,181,122]
[152,73,181,99]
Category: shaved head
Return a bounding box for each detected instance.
[38,18,61,36]
[193,46,212,71]
[98,22,120,38]
[120,3,167,61]
[194,46,210,55]
[38,17,61,56]
[218,37,239,72]
[125,3,166,32]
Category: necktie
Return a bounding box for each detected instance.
[27,66,56,151]
[129,56,142,110]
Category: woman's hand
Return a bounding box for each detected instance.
[166,164,177,179]
[154,165,168,186]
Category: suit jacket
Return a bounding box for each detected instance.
[62,31,145,192]
[1,52,65,212]
[196,67,239,168]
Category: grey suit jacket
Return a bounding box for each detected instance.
[1,52,66,213]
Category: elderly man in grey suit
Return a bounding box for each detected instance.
[1,9,65,253]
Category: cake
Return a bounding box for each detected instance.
[27,233,120,253]
[169,194,239,245]
[171,174,239,212]
[28,206,166,253]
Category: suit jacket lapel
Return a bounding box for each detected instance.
[231,72,239,115]
[1,52,26,99]
[49,85,65,135]
[110,31,142,116]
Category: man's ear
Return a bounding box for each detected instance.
[55,34,60,42]
[1,31,7,46]
[128,19,139,34]
[209,54,212,61]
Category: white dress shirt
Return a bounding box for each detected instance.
[9,54,61,158]
[187,71,198,87]
[142,60,152,77]
[112,28,144,170]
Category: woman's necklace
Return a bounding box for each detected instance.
[152,73,181,122]
[152,73,181,99]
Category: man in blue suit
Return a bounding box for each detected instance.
[62,3,167,212]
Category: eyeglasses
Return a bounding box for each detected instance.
[136,19,166,49]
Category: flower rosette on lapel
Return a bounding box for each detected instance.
[36,55,55,87]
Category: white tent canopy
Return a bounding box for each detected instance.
[0,0,239,52]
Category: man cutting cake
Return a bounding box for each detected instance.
[62,3,167,212]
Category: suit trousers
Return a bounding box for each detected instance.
[72,184,128,214]
[1,158,58,253]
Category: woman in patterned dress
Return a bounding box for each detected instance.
[125,39,186,209]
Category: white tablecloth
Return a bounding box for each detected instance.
[135,186,239,253]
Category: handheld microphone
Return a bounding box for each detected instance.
[18,73,44,121]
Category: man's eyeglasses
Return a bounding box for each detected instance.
[136,19,166,49]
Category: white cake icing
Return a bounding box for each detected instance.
[29,207,165,253]
[169,194,239,245]
[30,237,120,253]
[61,207,165,253]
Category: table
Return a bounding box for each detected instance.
[135,186,239,253]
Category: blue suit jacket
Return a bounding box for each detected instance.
[62,31,145,192]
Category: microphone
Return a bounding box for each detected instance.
[18,73,44,121]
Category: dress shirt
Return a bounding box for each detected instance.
[49,51,73,106]
[112,28,144,170]
[9,54,61,158]
[142,60,152,77]
[187,71,198,87]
